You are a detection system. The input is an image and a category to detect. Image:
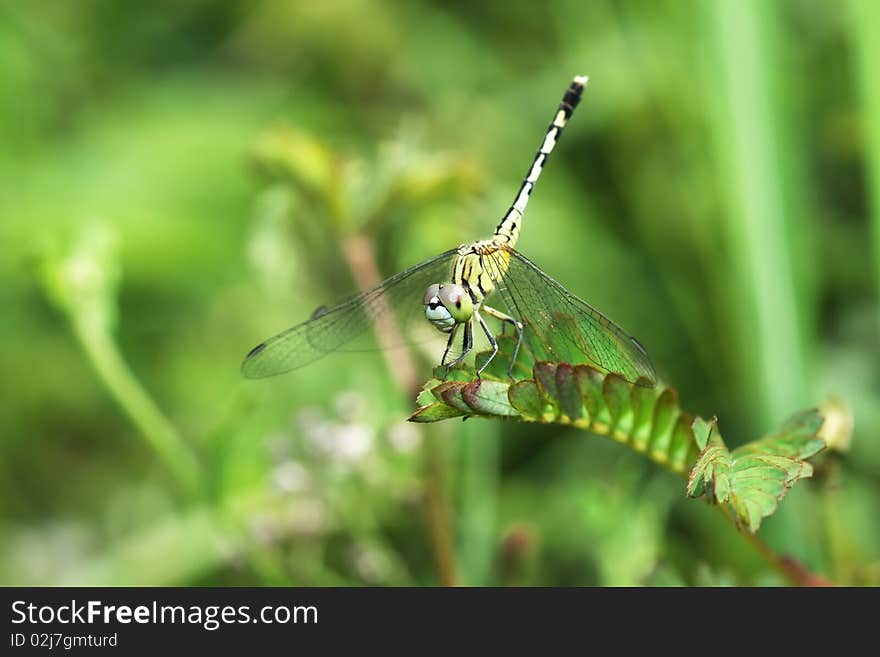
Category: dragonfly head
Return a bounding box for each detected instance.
[423,283,473,332]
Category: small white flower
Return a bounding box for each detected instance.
[286,499,327,535]
[350,544,391,583]
[335,390,367,422]
[272,460,311,494]
[266,433,294,462]
[332,424,374,462]
[297,406,375,465]
[249,515,278,546]
[387,422,421,452]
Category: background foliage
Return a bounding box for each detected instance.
[1,0,877,586]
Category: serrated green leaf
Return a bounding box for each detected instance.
[603,373,632,434]
[508,380,542,418]
[734,408,825,461]
[431,362,475,382]
[432,382,473,414]
[461,380,518,416]
[554,363,582,421]
[688,411,827,532]
[574,365,608,425]
[412,328,829,535]
[692,416,716,451]
[734,454,812,482]
[668,413,695,471]
[533,362,558,404]
[408,403,467,423]
[630,382,658,449]
[686,419,729,500]
[649,388,679,459]
[729,484,784,534]
[770,408,825,441]
[417,378,445,407]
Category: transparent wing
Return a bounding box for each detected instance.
[484,246,657,385]
[242,249,458,378]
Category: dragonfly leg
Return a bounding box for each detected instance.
[440,324,460,380]
[444,319,473,375]
[482,305,524,379]
[474,310,497,378]
[508,322,523,378]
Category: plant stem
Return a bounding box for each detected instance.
[341,233,458,586]
[422,437,458,587]
[341,235,419,396]
[73,317,201,496]
[715,505,833,586]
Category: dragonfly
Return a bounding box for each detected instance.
[242,75,657,386]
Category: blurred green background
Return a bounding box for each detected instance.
[1,0,878,586]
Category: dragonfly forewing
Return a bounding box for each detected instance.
[242,249,459,378]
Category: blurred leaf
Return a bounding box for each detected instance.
[644,563,686,587]
[693,562,738,587]
[251,124,347,226]
[361,137,483,234]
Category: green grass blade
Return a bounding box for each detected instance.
[852,0,880,324]
[703,0,810,424]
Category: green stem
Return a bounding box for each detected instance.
[73,317,201,495]
[852,0,880,326]
[715,505,833,586]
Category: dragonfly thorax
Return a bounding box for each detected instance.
[450,241,511,305]
[457,239,505,256]
[423,283,473,333]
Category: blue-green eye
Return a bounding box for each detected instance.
[438,285,473,323]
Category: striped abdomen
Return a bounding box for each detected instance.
[493,75,587,248]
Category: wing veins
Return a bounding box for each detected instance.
[242,249,457,378]
[484,246,656,385]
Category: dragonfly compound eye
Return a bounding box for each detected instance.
[438,284,473,323]
[423,284,441,306]
[424,283,454,332]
